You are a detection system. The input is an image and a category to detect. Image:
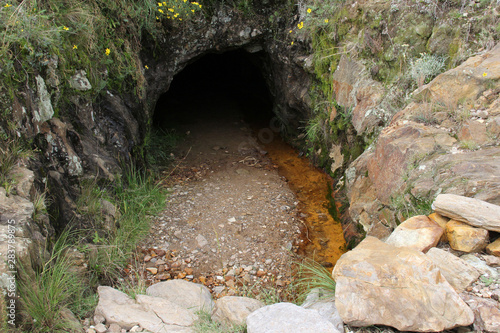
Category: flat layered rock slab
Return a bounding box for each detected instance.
[433,194,500,232]
[246,302,340,333]
[94,286,164,331]
[333,236,474,332]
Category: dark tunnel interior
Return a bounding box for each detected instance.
[152,49,275,129]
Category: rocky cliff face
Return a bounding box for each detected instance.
[346,43,500,240]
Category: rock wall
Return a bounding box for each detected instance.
[345,43,500,240]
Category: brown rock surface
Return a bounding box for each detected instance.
[486,238,500,257]
[331,55,385,135]
[445,220,489,253]
[462,294,500,333]
[413,43,500,106]
[333,236,474,332]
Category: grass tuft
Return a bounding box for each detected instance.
[293,258,335,305]
[17,228,94,332]
[193,310,246,333]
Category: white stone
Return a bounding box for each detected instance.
[301,288,343,332]
[246,303,340,333]
[35,75,54,123]
[385,215,443,253]
[460,254,499,279]
[136,294,196,327]
[68,70,92,91]
[212,296,264,326]
[146,280,214,313]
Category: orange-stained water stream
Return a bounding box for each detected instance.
[264,138,346,268]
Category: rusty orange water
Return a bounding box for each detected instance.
[264,138,346,268]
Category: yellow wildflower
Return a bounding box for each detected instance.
[307,8,311,14]
[297,21,304,29]
[63,26,69,31]
[169,8,174,12]
[145,65,149,69]
[4,4,12,8]
[291,42,294,46]
[156,16,159,20]
[73,45,78,49]
[105,48,110,56]
[159,8,164,13]
[325,19,329,23]
[289,30,292,33]
[158,2,162,6]
[483,72,488,77]
[163,2,167,5]
[191,9,195,12]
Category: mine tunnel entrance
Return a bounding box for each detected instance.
[149,48,346,270]
[153,49,275,131]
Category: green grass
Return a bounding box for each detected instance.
[294,258,335,305]
[193,311,246,333]
[86,164,165,283]
[17,163,166,330]
[459,140,480,151]
[144,128,182,169]
[17,229,95,332]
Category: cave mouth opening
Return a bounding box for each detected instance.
[152,49,275,131]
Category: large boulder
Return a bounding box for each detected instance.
[94,286,163,331]
[146,279,214,313]
[246,303,340,333]
[433,194,500,232]
[426,247,480,292]
[333,236,474,332]
[212,296,264,326]
[385,215,443,252]
[95,286,196,333]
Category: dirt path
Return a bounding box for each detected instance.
[136,95,345,298]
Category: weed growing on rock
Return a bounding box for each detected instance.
[193,310,245,333]
[459,139,480,151]
[409,53,446,87]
